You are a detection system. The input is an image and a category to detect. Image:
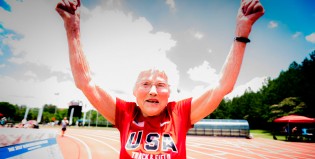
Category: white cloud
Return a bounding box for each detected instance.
[80,6,178,99]
[185,63,267,100]
[170,61,221,100]
[0,76,86,108]
[194,31,204,39]
[187,61,219,86]
[292,32,302,39]
[0,64,5,68]
[225,76,267,99]
[24,70,37,78]
[8,57,25,64]
[268,21,278,29]
[0,0,179,107]
[165,0,176,12]
[1,0,69,70]
[305,33,315,43]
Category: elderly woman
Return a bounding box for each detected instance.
[56,0,264,158]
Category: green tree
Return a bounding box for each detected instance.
[208,50,315,129]
[27,108,39,120]
[299,51,315,116]
[15,105,27,122]
[55,108,68,122]
[0,102,17,119]
[210,99,231,119]
[43,104,57,114]
[269,97,306,122]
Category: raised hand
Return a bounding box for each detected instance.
[241,0,264,22]
[55,0,81,27]
[236,0,265,37]
[56,0,80,14]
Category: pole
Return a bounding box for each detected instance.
[83,109,86,127]
[96,111,99,127]
[24,107,30,120]
[69,108,74,125]
[54,92,59,114]
[37,106,43,123]
[88,110,91,127]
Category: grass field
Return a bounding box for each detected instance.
[250,129,314,141]
[250,129,278,139]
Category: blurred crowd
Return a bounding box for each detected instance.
[0,117,39,129]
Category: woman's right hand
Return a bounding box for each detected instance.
[55,0,81,29]
[235,0,265,37]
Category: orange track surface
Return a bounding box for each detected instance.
[54,127,315,159]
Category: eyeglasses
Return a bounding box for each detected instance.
[138,82,169,91]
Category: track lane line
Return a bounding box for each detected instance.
[72,134,120,154]
[64,134,92,159]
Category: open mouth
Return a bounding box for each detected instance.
[146,99,159,104]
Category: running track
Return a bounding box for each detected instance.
[50,127,315,159]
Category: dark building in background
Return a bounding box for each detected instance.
[68,100,82,118]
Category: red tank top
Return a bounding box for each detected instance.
[115,98,192,159]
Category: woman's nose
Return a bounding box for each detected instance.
[149,85,158,96]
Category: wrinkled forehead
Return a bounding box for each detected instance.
[136,69,169,83]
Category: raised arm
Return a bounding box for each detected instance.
[190,0,264,124]
[56,0,116,124]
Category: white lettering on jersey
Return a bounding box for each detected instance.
[162,133,178,152]
[125,131,143,150]
[131,152,171,159]
[144,133,160,151]
[125,131,178,153]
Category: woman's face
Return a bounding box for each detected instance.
[133,69,170,117]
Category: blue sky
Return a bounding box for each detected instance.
[0,0,314,109]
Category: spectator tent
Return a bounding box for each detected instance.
[187,119,250,138]
[273,115,315,141]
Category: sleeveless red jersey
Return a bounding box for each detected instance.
[115,98,193,159]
